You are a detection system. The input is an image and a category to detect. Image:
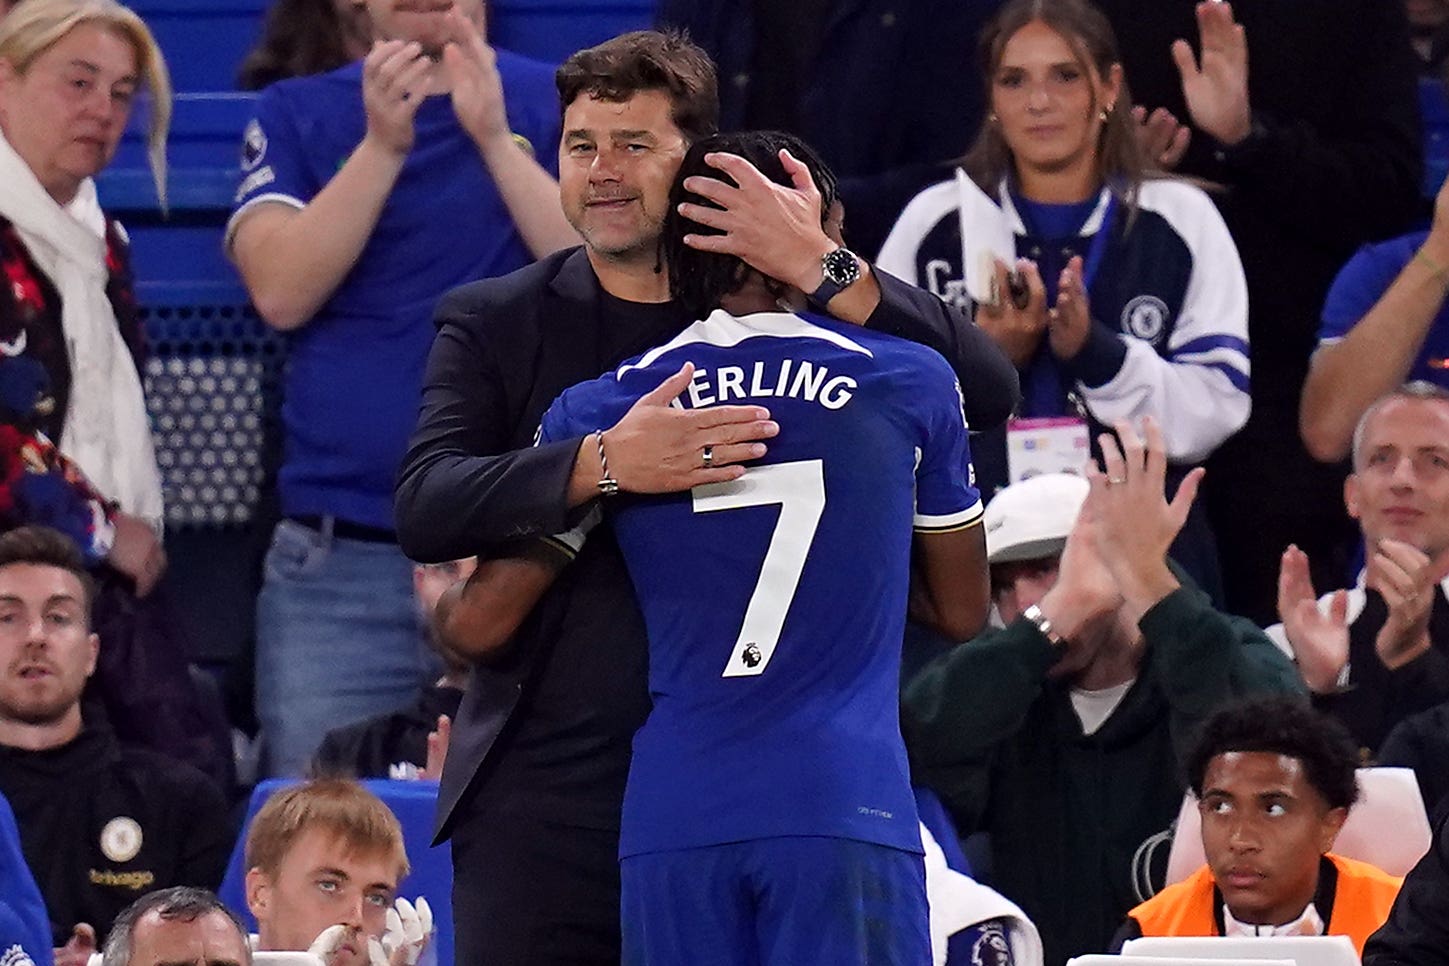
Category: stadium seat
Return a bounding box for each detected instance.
[217,779,454,966]
[490,0,654,63]
[1164,767,1432,884]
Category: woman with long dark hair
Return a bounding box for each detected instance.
[878,0,1249,597]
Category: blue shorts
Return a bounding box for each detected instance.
[620,837,929,966]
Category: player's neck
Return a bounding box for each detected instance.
[587,248,671,303]
[0,704,82,752]
[719,290,782,316]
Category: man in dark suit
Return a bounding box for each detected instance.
[393,30,1020,966]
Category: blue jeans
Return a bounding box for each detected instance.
[255,517,429,777]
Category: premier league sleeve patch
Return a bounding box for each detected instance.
[970,920,1013,966]
[241,118,268,172]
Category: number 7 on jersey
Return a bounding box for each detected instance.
[691,460,826,677]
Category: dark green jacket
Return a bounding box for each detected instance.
[902,586,1305,966]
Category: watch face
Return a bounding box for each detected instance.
[823,248,861,285]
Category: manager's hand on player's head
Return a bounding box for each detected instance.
[601,363,779,493]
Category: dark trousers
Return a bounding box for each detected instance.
[452,807,621,966]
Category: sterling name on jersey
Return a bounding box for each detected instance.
[539,309,982,859]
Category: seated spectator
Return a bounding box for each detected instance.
[227,0,578,778]
[0,0,229,786]
[1113,696,1402,956]
[1271,382,1449,757]
[1,790,49,966]
[237,0,370,91]
[0,527,229,958]
[1379,699,1449,818]
[311,558,475,780]
[901,419,1304,965]
[875,0,1248,603]
[243,779,430,966]
[1301,177,1449,463]
[101,888,249,966]
[1365,808,1449,964]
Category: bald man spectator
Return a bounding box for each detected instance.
[1271,383,1449,757]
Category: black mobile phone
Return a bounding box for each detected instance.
[1007,270,1030,310]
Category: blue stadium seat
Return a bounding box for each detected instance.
[491,0,654,64]
[123,0,270,91]
[99,92,257,215]
[218,779,455,966]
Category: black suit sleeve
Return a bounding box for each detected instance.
[866,266,1021,431]
[394,288,579,564]
[1364,812,1449,965]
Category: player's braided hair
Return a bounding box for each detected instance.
[663,130,839,321]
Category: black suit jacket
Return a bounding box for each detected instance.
[395,246,1019,840]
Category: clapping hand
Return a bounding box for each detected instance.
[1131,105,1192,169]
[1277,543,1349,693]
[1047,255,1091,361]
[1090,417,1201,621]
[362,40,432,157]
[1171,0,1252,146]
[977,258,1047,367]
[442,8,511,150]
[1368,538,1436,670]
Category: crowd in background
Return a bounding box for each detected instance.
[7,0,1449,963]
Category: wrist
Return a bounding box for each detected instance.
[1213,114,1253,148]
[1378,627,1432,670]
[1114,563,1180,618]
[359,130,411,165]
[474,126,523,162]
[1423,231,1449,266]
[790,239,841,295]
[567,436,605,507]
[1038,584,1112,641]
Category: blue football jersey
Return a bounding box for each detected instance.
[539,310,982,858]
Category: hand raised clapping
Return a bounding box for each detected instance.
[362,40,432,157]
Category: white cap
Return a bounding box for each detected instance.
[984,473,1089,564]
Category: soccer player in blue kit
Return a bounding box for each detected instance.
[522,131,991,965]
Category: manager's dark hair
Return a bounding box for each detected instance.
[663,130,839,321]
[1185,695,1361,812]
[556,30,718,144]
